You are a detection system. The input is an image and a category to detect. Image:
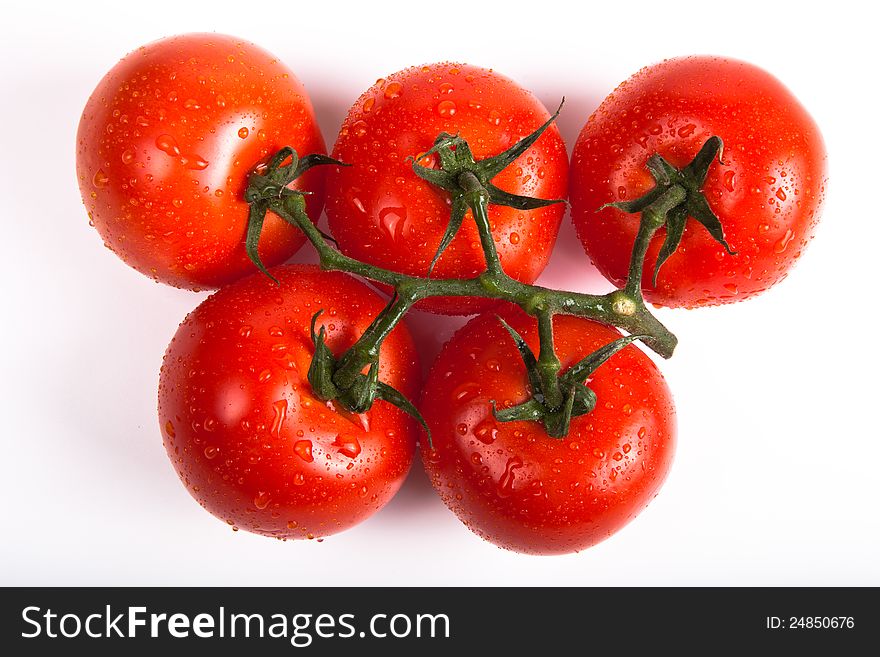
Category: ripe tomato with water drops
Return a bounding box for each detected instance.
[569,56,827,308]
[325,63,568,315]
[158,265,420,540]
[420,308,675,555]
[76,33,327,290]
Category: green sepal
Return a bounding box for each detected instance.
[560,334,647,387]
[491,398,545,423]
[244,147,346,281]
[653,205,688,286]
[376,382,432,447]
[479,99,564,179]
[485,183,564,210]
[307,310,339,401]
[340,362,379,413]
[496,317,543,397]
[244,200,276,284]
[428,195,467,275]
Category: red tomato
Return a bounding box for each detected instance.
[158,265,420,540]
[325,63,568,315]
[420,309,675,555]
[569,56,827,308]
[76,33,326,290]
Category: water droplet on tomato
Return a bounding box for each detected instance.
[473,420,497,445]
[383,81,403,99]
[287,520,298,529]
[362,96,375,112]
[488,109,501,125]
[165,420,176,438]
[438,82,454,94]
[332,435,362,459]
[436,100,457,117]
[121,150,135,165]
[352,120,368,138]
[270,399,288,437]
[186,156,209,171]
[723,282,739,294]
[293,473,305,486]
[258,369,272,383]
[497,456,524,497]
[379,206,409,242]
[238,127,249,139]
[677,124,696,138]
[294,440,314,462]
[774,229,794,253]
[776,188,787,201]
[723,170,736,192]
[508,232,520,245]
[253,491,271,509]
[93,169,109,188]
[204,445,219,459]
[155,134,181,156]
[452,382,479,402]
[268,326,284,337]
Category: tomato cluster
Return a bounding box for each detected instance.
[77,34,826,554]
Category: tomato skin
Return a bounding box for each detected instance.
[420,309,675,555]
[158,265,420,540]
[570,56,827,308]
[325,63,568,315]
[77,33,327,290]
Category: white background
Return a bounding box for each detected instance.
[2,0,878,586]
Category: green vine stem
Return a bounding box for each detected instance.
[243,117,729,437]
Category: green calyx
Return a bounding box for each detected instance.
[307,311,431,443]
[604,136,736,286]
[492,316,646,438]
[244,148,345,283]
[409,100,566,274]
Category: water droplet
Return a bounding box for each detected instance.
[470,452,483,465]
[268,326,284,337]
[332,435,361,459]
[436,100,457,117]
[239,325,253,338]
[287,520,298,529]
[438,82,454,94]
[456,423,468,435]
[622,443,632,454]
[677,124,696,138]
[497,456,524,497]
[164,420,176,438]
[362,96,375,112]
[184,99,200,110]
[258,369,272,383]
[776,188,787,201]
[238,127,249,139]
[508,232,520,245]
[121,150,135,165]
[613,451,624,461]
[294,440,314,462]
[383,81,403,99]
[293,473,305,486]
[774,229,794,253]
[452,382,479,402]
[723,282,739,294]
[271,399,288,437]
[254,491,271,509]
[473,420,497,445]
[352,120,368,138]
[379,206,408,242]
[485,359,501,372]
[186,156,209,171]
[204,445,219,459]
[92,169,109,188]
[723,170,736,192]
[487,109,501,125]
[155,134,181,156]
[592,448,605,459]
